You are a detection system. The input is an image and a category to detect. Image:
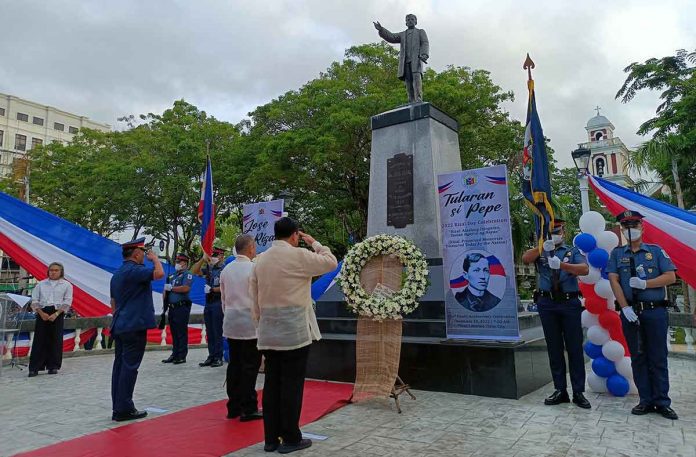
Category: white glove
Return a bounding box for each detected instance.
[204,284,211,294]
[548,256,561,270]
[164,284,173,292]
[629,277,647,290]
[622,306,639,323]
[543,240,556,252]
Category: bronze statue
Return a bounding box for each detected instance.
[374,14,429,104]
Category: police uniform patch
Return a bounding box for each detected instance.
[661,249,670,259]
[646,252,653,260]
[648,268,654,274]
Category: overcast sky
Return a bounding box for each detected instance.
[1,0,694,169]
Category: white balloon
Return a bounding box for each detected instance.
[579,211,606,236]
[607,295,616,310]
[595,279,614,299]
[615,356,634,379]
[579,267,601,284]
[587,371,608,393]
[602,340,625,362]
[581,310,599,329]
[587,325,610,345]
[596,231,619,253]
[629,380,638,395]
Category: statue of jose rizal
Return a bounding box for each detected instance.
[373,14,429,104]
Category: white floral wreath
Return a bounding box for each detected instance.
[340,234,429,321]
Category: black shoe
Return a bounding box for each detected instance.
[544,390,570,405]
[48,369,58,375]
[210,359,223,367]
[572,392,591,409]
[162,356,175,363]
[240,411,263,422]
[631,403,654,415]
[28,371,38,378]
[655,406,678,420]
[227,411,240,419]
[112,410,148,422]
[278,439,312,454]
[172,359,186,364]
[264,442,279,452]
[199,358,213,367]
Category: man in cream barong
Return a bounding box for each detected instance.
[250,217,337,454]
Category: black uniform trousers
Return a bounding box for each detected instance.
[111,329,147,414]
[169,303,191,360]
[262,345,310,446]
[28,306,64,372]
[537,297,585,393]
[226,338,262,416]
[204,303,224,360]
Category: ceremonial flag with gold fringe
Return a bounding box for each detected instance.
[521,54,554,252]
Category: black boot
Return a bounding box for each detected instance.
[572,392,591,409]
[162,355,175,363]
[544,389,570,405]
[199,358,213,367]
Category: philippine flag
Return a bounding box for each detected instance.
[198,156,215,256]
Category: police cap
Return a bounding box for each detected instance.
[175,253,190,262]
[617,210,644,224]
[121,237,147,251]
[551,218,565,234]
[212,246,226,255]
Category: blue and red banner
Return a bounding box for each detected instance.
[198,156,215,256]
[521,76,555,252]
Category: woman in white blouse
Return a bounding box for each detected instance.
[28,262,73,377]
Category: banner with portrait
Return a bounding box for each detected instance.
[438,165,520,340]
[242,199,284,253]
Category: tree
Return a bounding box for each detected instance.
[239,43,524,255]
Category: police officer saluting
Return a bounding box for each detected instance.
[607,210,678,420]
[162,253,193,364]
[192,246,226,367]
[110,238,164,421]
[522,219,591,409]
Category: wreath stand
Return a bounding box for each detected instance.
[352,254,416,413]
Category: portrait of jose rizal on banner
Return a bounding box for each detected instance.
[450,250,505,313]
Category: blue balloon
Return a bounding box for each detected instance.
[601,269,608,279]
[592,356,616,378]
[224,255,236,266]
[588,249,609,269]
[607,374,630,397]
[574,233,597,252]
[583,341,603,359]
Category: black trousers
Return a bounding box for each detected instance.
[537,297,585,393]
[262,345,310,445]
[226,338,262,415]
[169,303,191,360]
[111,330,147,414]
[204,304,224,360]
[28,306,64,372]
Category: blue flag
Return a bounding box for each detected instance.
[521,78,554,251]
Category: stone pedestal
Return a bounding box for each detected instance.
[367,102,462,259]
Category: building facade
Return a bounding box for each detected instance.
[577,110,631,188]
[0,93,111,178]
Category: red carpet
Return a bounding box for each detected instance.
[15,380,353,457]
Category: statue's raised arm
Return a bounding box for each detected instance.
[373,14,428,104]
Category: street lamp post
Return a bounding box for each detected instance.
[572,147,592,214]
[278,189,294,217]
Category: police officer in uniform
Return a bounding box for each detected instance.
[607,210,678,419]
[522,219,591,409]
[162,253,193,364]
[192,246,226,367]
[110,238,164,421]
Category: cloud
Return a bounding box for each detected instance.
[1,0,693,168]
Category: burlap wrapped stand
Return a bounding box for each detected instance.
[352,254,415,412]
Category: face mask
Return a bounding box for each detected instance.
[622,228,642,241]
[174,263,183,271]
[552,234,563,245]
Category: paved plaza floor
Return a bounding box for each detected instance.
[1,348,695,457]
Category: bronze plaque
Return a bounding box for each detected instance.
[387,153,414,228]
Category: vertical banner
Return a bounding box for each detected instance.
[438,165,520,341]
[242,199,284,253]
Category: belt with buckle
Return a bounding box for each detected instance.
[169,301,191,308]
[537,290,580,301]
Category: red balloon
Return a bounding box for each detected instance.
[585,296,607,315]
[579,282,598,300]
[599,311,621,330]
[608,325,625,342]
